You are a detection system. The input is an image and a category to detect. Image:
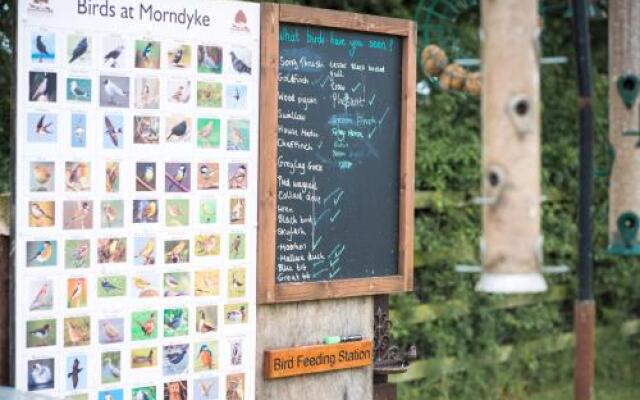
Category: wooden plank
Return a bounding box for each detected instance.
[263,340,373,379]
[279,4,413,36]
[257,3,280,304]
[275,276,405,302]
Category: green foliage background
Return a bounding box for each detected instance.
[1,0,639,398]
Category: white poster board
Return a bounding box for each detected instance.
[14,1,259,399]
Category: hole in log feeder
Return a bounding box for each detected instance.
[488,171,501,187]
[623,77,636,92]
[514,99,529,116]
[507,95,533,136]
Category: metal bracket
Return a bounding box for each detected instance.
[608,211,640,256]
[373,306,416,375]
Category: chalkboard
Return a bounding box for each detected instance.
[276,23,402,283]
[258,4,415,302]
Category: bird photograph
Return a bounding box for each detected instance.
[196,307,217,333]
[135,77,160,109]
[105,161,119,192]
[103,41,125,68]
[168,44,190,69]
[30,161,54,191]
[67,277,86,308]
[28,359,54,391]
[224,304,247,324]
[65,161,90,192]
[163,344,189,375]
[101,353,121,384]
[229,233,245,259]
[103,114,123,148]
[228,269,246,298]
[134,237,156,266]
[99,318,124,344]
[68,35,89,64]
[165,118,190,143]
[64,239,89,269]
[63,200,93,230]
[100,76,129,107]
[71,113,87,147]
[101,200,123,228]
[195,343,216,372]
[225,375,244,400]
[97,237,126,263]
[166,199,189,227]
[66,356,84,390]
[132,273,160,298]
[67,78,91,102]
[229,49,252,74]
[131,348,156,368]
[225,84,247,110]
[197,162,219,190]
[230,198,245,224]
[230,340,243,366]
[134,116,159,144]
[165,380,187,400]
[197,45,222,73]
[165,163,190,192]
[228,163,248,189]
[168,79,191,104]
[29,200,55,227]
[196,118,220,148]
[199,200,217,224]
[133,387,155,400]
[135,40,160,69]
[27,112,57,143]
[32,33,54,63]
[163,308,188,337]
[29,71,56,102]
[132,311,157,340]
[163,272,190,297]
[64,317,90,346]
[227,124,249,151]
[26,319,55,347]
[196,378,218,400]
[197,81,222,107]
[26,240,55,267]
[135,162,156,191]
[98,275,126,297]
[29,280,53,311]
[195,270,220,297]
[194,234,220,257]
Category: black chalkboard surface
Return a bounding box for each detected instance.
[275,23,403,283]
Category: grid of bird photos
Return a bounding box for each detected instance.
[15,1,259,399]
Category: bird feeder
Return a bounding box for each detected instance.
[476,0,547,293]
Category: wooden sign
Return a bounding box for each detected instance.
[258,4,416,303]
[263,340,373,379]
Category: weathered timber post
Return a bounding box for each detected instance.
[0,194,10,385]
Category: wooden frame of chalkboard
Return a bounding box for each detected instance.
[258,3,416,303]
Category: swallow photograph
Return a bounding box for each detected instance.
[163,271,190,297]
[197,162,219,190]
[97,237,126,263]
[165,162,191,193]
[134,116,160,144]
[227,268,246,298]
[99,389,123,400]
[28,200,55,228]
[199,199,217,224]
[196,306,218,334]
[194,341,218,372]
[167,78,192,105]
[133,199,159,224]
[197,45,222,74]
[105,160,120,192]
[26,240,56,267]
[194,234,220,257]
[194,377,218,400]
[99,75,130,108]
[66,78,92,102]
[226,374,245,400]
[167,43,191,69]
[166,199,189,227]
[101,200,124,228]
[97,275,126,298]
[65,354,87,391]
[165,380,187,400]
[228,233,246,260]
[64,239,89,269]
[162,343,189,376]
[227,119,250,151]
[225,84,247,110]
[71,113,87,148]
[29,161,54,192]
[29,71,57,102]
[27,358,55,391]
[197,81,222,108]
[133,386,157,400]
[229,338,244,366]
[98,317,124,344]
[196,118,220,148]
[64,316,90,347]
[64,161,91,192]
[103,113,124,149]
[63,200,93,230]
[101,351,121,384]
[135,76,160,109]
[133,237,156,266]
[131,272,160,298]
[228,163,248,189]
[27,112,57,143]
[28,279,54,311]
[136,162,156,191]
[135,40,160,69]
[67,277,87,309]
[228,47,252,75]
[102,35,127,68]
[31,32,55,64]
[131,347,157,369]
[165,117,191,143]
[67,34,90,66]
[164,307,188,337]
[194,269,220,297]
[131,310,157,341]
[26,319,56,347]
[230,198,246,225]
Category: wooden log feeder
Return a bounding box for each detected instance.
[608,0,640,255]
[476,0,547,292]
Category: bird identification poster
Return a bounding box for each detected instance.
[14,0,259,399]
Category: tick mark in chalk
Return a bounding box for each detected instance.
[379,106,390,126]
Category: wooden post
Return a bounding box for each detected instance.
[0,193,10,385]
[477,0,547,293]
[608,0,640,255]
